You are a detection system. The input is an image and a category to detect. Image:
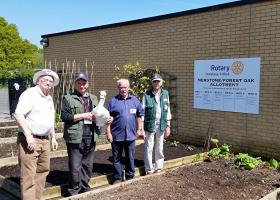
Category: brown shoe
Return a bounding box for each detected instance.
[112,179,122,185]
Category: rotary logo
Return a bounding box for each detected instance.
[231,61,244,75]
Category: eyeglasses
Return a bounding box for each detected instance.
[40,78,54,84]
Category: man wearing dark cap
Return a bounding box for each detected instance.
[142,73,172,174]
[61,72,110,196]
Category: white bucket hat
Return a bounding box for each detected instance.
[33,69,59,87]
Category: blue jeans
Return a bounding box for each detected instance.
[111,140,135,180]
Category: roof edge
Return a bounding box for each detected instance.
[41,0,267,38]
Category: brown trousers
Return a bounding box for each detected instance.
[18,134,50,200]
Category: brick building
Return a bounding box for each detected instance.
[42,0,280,159]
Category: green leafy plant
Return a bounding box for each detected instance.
[265,158,279,169]
[186,146,194,151]
[234,153,262,170]
[192,153,201,163]
[219,144,231,158]
[208,147,221,158]
[207,138,231,159]
[114,61,160,100]
[211,138,219,146]
[55,113,61,124]
[207,138,279,171]
[169,140,180,147]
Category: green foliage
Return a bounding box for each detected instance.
[207,138,231,159]
[55,113,61,124]
[0,16,42,78]
[192,153,201,163]
[207,138,279,171]
[265,158,279,169]
[220,144,231,158]
[208,147,221,158]
[114,61,160,100]
[186,146,194,151]
[234,153,262,170]
[169,140,180,147]
[210,138,219,146]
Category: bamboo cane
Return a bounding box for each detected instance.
[85,58,88,75]
[71,60,76,92]
[90,61,95,93]
[69,60,75,93]
[59,64,66,115]
[66,59,71,93]
[56,65,63,116]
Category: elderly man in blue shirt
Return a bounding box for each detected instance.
[106,79,144,184]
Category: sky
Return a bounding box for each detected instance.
[1,0,239,47]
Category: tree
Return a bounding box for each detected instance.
[114,61,160,100]
[0,16,42,79]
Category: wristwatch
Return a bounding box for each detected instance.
[166,125,170,128]
[138,128,143,131]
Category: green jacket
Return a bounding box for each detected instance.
[63,92,98,143]
[143,89,169,132]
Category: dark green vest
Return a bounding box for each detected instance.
[144,89,169,132]
[63,92,98,143]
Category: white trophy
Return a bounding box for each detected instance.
[92,90,110,127]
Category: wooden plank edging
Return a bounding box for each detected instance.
[42,152,207,199]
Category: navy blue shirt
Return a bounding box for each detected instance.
[107,94,144,141]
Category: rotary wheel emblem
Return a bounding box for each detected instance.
[231,61,244,75]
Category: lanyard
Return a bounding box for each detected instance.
[80,97,90,112]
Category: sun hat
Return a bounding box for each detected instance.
[152,73,163,82]
[74,72,88,81]
[33,69,59,87]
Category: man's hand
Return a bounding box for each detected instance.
[106,116,113,125]
[83,112,93,121]
[51,137,58,151]
[137,129,145,140]
[26,135,36,151]
[106,131,113,143]
[164,127,171,138]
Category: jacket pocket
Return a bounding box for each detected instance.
[67,125,80,141]
[145,105,153,120]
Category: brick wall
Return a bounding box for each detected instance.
[44,0,280,159]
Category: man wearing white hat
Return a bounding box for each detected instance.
[14,69,59,200]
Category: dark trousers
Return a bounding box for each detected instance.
[66,138,96,196]
[111,140,135,180]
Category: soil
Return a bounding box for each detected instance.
[0,142,204,187]
[1,142,279,200]
[80,159,280,200]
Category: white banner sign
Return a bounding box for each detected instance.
[194,57,261,114]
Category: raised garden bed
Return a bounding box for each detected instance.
[73,158,280,200]
[0,142,204,187]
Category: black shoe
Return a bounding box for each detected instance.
[125,177,134,181]
[79,187,92,194]
[65,186,80,197]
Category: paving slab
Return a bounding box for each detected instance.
[260,188,280,200]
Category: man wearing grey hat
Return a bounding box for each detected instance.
[61,72,112,196]
[14,69,59,200]
[142,73,172,175]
